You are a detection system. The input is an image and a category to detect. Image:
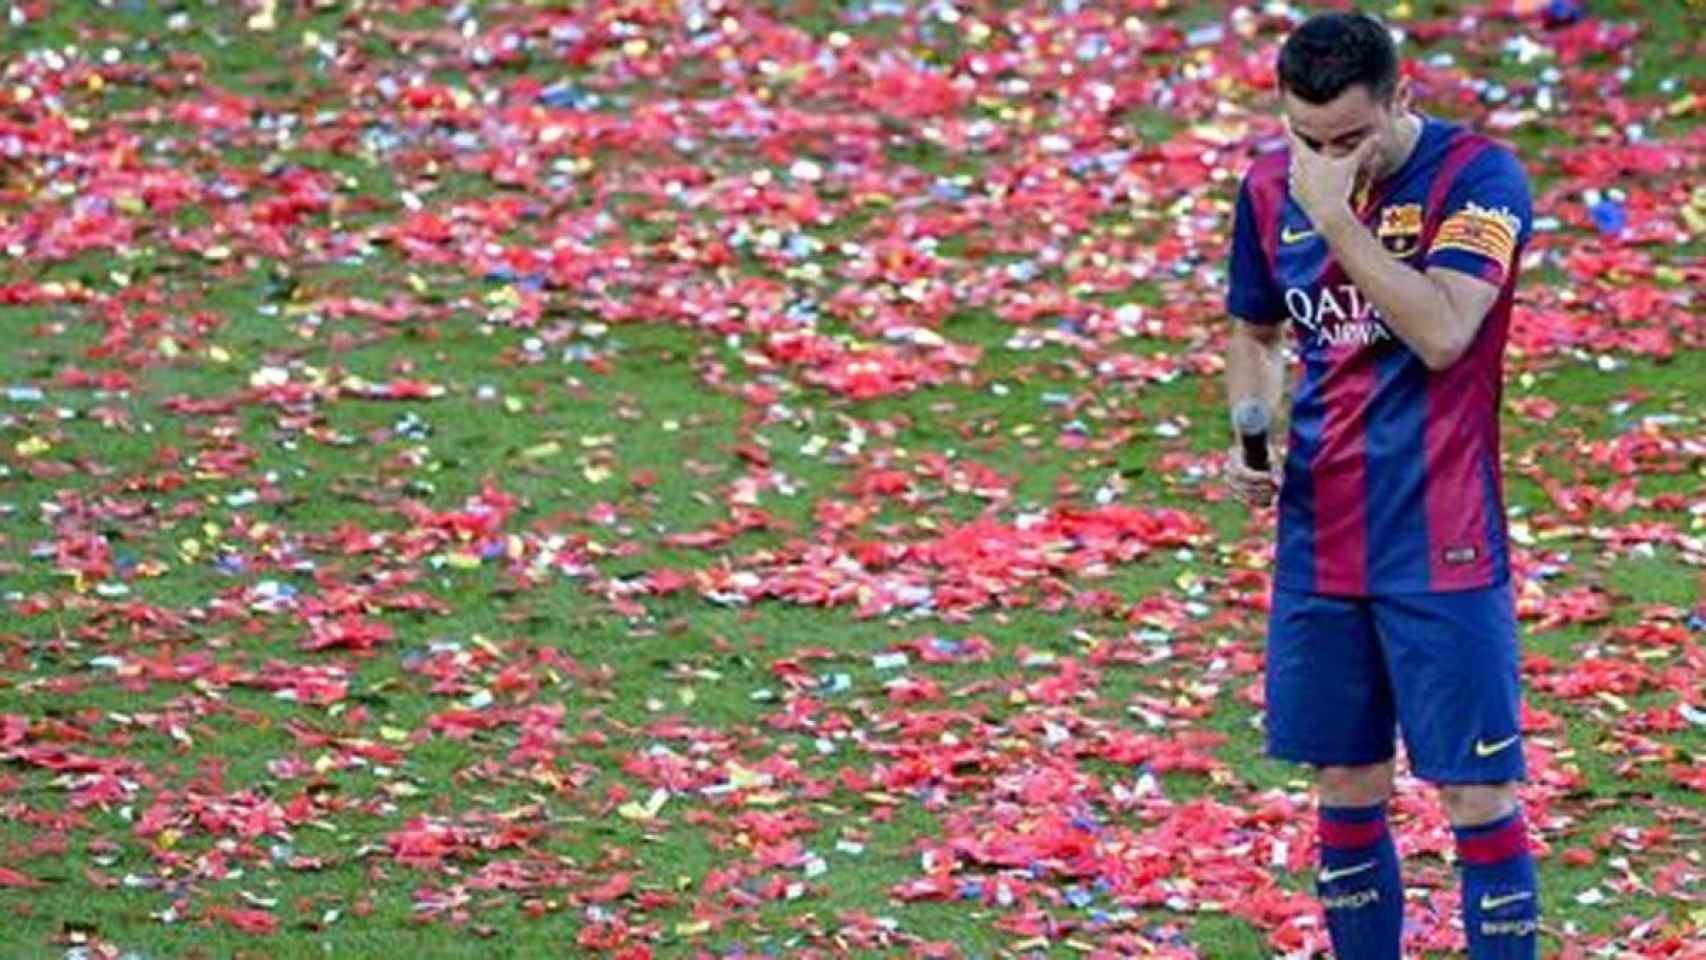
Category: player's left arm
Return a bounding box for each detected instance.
[1290,130,1532,371]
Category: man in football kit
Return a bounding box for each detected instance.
[1223,13,1539,960]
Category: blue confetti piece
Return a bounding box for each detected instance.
[1543,0,1584,28]
[1589,200,1627,235]
[538,84,596,110]
[930,180,966,201]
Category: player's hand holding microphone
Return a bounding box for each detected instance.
[1227,400,1280,507]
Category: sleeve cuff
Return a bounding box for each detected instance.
[1227,293,1284,325]
[1426,249,1508,287]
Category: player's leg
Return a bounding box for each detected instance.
[1265,588,1404,960]
[1374,585,1537,960]
[1444,783,1536,959]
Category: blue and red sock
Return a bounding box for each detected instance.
[1317,802,1404,960]
[1455,809,1539,959]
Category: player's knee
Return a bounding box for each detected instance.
[1315,762,1394,806]
[1439,782,1517,826]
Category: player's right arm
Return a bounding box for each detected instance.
[1225,319,1285,506]
[1224,171,1288,507]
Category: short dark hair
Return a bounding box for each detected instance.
[1277,12,1399,105]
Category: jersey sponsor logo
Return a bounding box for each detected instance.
[1377,203,1424,256]
[1481,919,1539,937]
[1281,225,1318,244]
[1283,283,1394,347]
[1433,201,1520,269]
[1474,734,1521,758]
[1318,860,1377,883]
[1443,545,1479,566]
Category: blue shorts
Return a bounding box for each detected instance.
[1264,583,1526,784]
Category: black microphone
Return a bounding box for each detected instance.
[1233,400,1271,473]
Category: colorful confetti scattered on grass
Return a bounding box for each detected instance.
[0,0,1703,957]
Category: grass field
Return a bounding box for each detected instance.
[0,0,1703,957]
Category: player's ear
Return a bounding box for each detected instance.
[1389,76,1412,114]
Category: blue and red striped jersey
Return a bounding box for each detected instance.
[1226,115,1533,596]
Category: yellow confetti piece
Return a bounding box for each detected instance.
[520,440,560,460]
[726,764,766,790]
[157,337,180,358]
[444,552,481,570]
[202,246,230,262]
[14,436,50,457]
[675,920,711,937]
[247,0,278,31]
[379,726,409,742]
[208,346,231,364]
[617,788,669,821]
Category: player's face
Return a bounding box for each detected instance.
[1283,81,1411,182]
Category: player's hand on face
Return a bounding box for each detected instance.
[1284,119,1374,226]
[1226,444,1280,507]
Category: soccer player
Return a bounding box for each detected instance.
[1222,12,1539,960]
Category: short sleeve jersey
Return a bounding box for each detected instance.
[1226,115,1533,597]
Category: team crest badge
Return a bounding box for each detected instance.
[1377,203,1423,256]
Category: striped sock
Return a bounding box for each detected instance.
[1317,802,1404,960]
[1455,810,1539,959]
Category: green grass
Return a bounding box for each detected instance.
[0,0,1702,957]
